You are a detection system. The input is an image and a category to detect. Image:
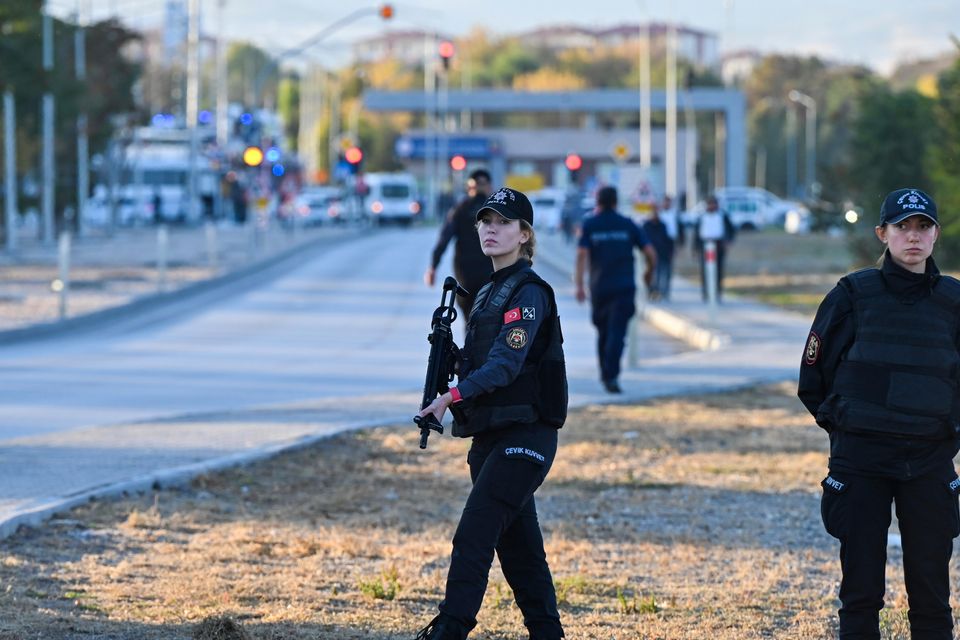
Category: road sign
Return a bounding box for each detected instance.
[611,141,631,163]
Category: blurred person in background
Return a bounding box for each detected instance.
[660,194,684,250]
[575,185,656,393]
[416,187,567,640]
[694,194,735,302]
[642,203,677,301]
[799,187,960,640]
[426,169,495,320]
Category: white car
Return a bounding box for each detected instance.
[688,187,811,233]
[529,188,565,232]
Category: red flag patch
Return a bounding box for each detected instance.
[504,307,521,324]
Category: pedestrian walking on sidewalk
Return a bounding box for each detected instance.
[425,169,495,320]
[415,187,568,640]
[660,194,685,251]
[574,185,656,393]
[642,203,677,301]
[694,195,735,302]
[798,187,960,640]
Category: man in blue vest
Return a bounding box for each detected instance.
[574,186,656,393]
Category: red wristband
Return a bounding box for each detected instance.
[449,387,463,403]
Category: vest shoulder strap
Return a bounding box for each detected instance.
[931,275,960,314]
[844,268,884,299]
[487,270,554,312]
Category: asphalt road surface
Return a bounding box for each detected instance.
[0,226,686,441]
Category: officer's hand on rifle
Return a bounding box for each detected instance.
[418,391,453,424]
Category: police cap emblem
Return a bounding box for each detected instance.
[506,327,528,350]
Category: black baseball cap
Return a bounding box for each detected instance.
[476,187,534,226]
[879,188,938,225]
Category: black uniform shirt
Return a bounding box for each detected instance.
[798,252,960,479]
[456,260,551,402]
[430,194,491,273]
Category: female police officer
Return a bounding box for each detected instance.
[798,188,960,639]
[416,187,567,640]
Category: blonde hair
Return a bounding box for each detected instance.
[520,220,536,262]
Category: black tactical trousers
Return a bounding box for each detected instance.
[439,424,563,639]
[821,468,960,639]
[590,293,635,384]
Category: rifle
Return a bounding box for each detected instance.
[413,276,468,449]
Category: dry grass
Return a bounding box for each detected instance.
[0,383,953,639]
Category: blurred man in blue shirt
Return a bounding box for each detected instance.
[575,186,657,393]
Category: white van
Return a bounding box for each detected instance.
[703,187,811,233]
[361,173,422,226]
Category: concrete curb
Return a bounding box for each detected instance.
[0,228,366,346]
[0,413,406,539]
[640,305,731,351]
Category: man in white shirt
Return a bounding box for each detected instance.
[695,195,735,301]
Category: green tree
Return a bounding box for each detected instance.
[277,73,300,151]
[928,53,960,264]
[845,86,937,262]
[0,1,140,234]
[228,42,277,109]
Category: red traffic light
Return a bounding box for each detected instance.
[438,40,455,59]
[345,147,363,165]
[450,155,467,172]
[564,153,583,172]
[378,3,393,19]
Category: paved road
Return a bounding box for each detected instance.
[0,226,687,534]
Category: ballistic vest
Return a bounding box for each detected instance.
[830,268,960,439]
[452,265,568,437]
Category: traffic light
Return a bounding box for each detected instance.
[242,146,264,167]
[450,155,467,172]
[345,146,363,174]
[564,153,582,182]
[438,40,455,71]
[378,3,394,19]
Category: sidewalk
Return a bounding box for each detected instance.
[0,222,359,340]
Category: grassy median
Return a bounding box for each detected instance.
[0,382,944,639]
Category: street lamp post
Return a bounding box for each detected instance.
[788,89,817,200]
[251,5,394,107]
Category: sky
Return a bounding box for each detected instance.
[53,0,958,75]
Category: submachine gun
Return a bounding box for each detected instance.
[414,276,469,449]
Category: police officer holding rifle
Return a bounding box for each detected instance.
[414,187,567,640]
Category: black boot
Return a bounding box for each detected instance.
[415,614,469,640]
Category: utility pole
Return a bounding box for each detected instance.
[75,0,89,237]
[328,74,341,185]
[638,11,651,170]
[423,33,437,220]
[298,64,322,182]
[216,0,229,148]
[4,91,17,251]
[185,0,201,222]
[665,24,677,198]
[41,5,55,244]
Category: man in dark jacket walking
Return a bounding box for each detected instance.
[425,169,494,319]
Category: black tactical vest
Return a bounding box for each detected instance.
[828,268,960,439]
[452,265,568,437]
